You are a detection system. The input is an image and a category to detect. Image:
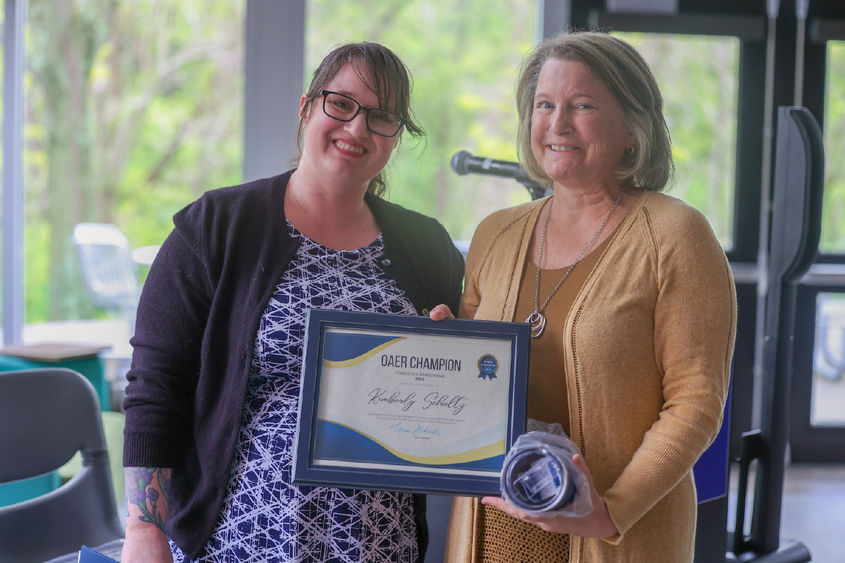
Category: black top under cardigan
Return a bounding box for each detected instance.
[122,170,465,558]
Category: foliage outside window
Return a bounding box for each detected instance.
[20,2,747,325]
[615,32,739,251]
[821,41,845,254]
[306,8,738,251]
[306,0,536,245]
[24,0,244,323]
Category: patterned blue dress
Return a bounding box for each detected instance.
[172,222,420,562]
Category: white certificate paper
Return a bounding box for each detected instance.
[294,309,529,495]
[312,327,512,476]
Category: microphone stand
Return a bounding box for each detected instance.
[450,150,549,201]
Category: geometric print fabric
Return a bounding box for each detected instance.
[171,222,419,562]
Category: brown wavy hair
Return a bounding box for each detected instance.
[296,42,424,197]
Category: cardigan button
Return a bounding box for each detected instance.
[380,258,392,267]
[421,308,430,316]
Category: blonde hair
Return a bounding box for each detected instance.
[516,31,673,191]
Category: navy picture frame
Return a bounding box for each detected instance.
[293,308,530,496]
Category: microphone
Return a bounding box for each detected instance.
[450,150,549,200]
[450,150,528,181]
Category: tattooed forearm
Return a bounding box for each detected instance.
[126,466,171,532]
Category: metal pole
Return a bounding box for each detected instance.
[751,0,780,432]
[3,0,26,345]
[794,0,809,106]
[537,0,572,39]
[243,0,304,183]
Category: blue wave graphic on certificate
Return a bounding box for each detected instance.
[313,420,505,471]
[322,331,405,365]
[315,327,512,474]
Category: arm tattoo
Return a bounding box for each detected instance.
[126,466,171,532]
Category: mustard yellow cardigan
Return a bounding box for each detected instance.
[446,191,737,563]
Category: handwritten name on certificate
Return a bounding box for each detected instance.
[312,327,512,476]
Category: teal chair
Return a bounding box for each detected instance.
[0,368,124,562]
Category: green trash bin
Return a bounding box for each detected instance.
[0,343,111,411]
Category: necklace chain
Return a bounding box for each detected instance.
[527,188,624,338]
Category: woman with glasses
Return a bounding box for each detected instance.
[121,42,463,563]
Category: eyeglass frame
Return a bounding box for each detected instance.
[319,90,405,137]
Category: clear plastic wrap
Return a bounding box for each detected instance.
[500,419,593,517]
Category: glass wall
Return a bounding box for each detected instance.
[306,0,536,245]
[821,40,845,254]
[304,8,741,250]
[812,292,845,426]
[615,32,740,250]
[23,0,245,324]
[10,3,756,327]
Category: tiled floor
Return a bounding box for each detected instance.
[780,463,845,563]
[729,462,845,562]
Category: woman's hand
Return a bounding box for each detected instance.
[481,454,619,538]
[121,523,173,563]
[122,466,174,562]
[428,304,455,321]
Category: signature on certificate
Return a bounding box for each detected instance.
[389,421,441,438]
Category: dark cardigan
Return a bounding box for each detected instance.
[122,170,464,557]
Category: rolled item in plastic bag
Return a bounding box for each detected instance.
[500,419,593,517]
[502,444,577,511]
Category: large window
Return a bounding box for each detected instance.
[306,0,536,244]
[615,32,740,250]
[821,40,845,254]
[812,292,845,426]
[23,0,245,324]
[305,9,741,250]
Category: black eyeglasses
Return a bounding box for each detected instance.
[320,90,405,137]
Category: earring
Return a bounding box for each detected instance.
[625,145,635,156]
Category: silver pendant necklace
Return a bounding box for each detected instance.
[526,188,624,338]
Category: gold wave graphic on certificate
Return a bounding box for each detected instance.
[324,420,505,465]
[322,337,406,368]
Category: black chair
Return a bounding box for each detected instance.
[0,368,124,562]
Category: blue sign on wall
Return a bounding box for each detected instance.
[693,391,731,503]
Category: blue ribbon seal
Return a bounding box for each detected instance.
[477,354,499,380]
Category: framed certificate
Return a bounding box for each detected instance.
[293,308,530,496]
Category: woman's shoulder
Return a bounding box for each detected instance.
[168,171,291,259]
[365,194,458,251]
[366,193,444,228]
[472,198,546,245]
[636,191,726,263]
[638,190,716,237]
[178,171,290,224]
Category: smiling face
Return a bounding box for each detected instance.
[298,63,400,191]
[530,58,633,193]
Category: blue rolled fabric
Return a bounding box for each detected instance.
[502,444,576,511]
[500,420,593,517]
